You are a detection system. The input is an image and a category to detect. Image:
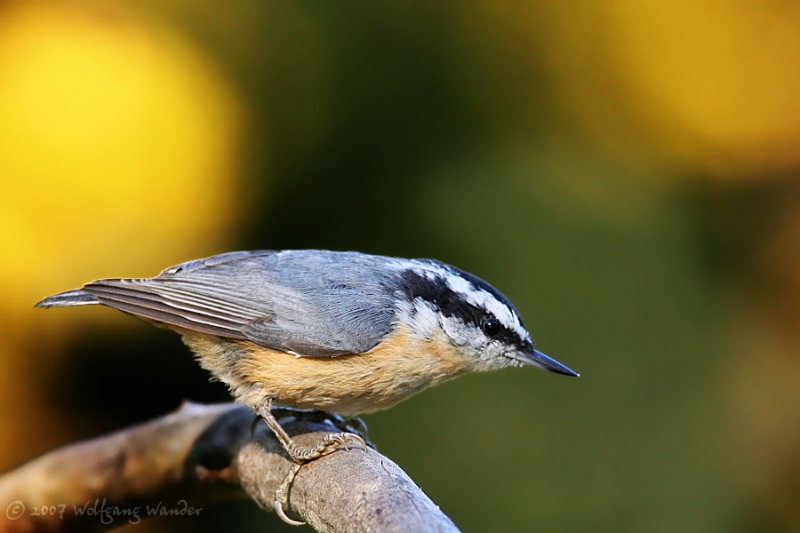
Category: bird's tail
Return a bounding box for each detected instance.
[35,289,100,308]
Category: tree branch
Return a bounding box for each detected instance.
[0,402,459,533]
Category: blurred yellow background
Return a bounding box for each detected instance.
[1,1,799,531]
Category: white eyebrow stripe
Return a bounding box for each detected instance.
[412,264,529,340]
[446,275,521,332]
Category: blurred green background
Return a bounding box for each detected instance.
[2,1,800,532]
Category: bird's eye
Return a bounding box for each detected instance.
[482,317,502,337]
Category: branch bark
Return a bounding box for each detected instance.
[0,402,459,533]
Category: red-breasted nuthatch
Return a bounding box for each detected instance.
[37,250,578,524]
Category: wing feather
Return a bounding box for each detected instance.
[74,250,397,357]
[85,281,251,329]
[84,286,247,338]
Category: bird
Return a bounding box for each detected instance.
[36,249,578,524]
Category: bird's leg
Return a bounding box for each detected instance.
[255,398,366,526]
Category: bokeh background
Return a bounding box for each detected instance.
[2,1,800,531]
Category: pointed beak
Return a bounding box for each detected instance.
[513,348,580,377]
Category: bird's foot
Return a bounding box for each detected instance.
[285,431,367,461]
[257,400,368,526]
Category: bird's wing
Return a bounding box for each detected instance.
[79,250,397,357]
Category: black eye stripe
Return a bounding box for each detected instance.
[418,260,527,330]
[398,269,524,347]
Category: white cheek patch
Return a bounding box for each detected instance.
[413,299,441,336]
[440,315,476,347]
[396,298,441,339]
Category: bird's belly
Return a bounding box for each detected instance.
[182,327,472,417]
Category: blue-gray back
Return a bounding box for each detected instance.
[79,250,404,356]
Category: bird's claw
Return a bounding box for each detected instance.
[274,462,305,526]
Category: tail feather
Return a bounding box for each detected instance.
[35,289,100,308]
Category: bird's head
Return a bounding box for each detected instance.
[395,260,579,377]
